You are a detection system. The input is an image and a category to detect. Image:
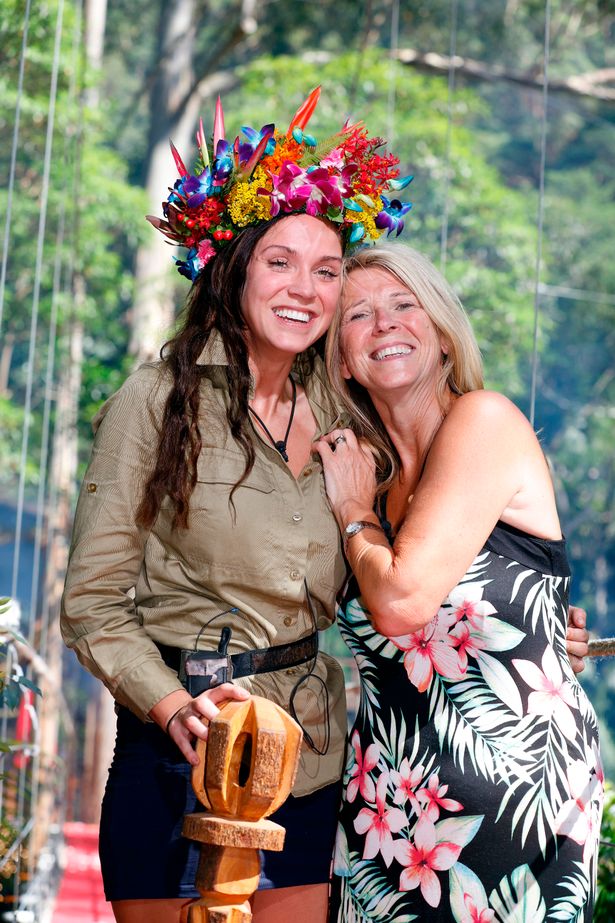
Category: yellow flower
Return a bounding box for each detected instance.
[345,196,384,240]
[227,167,272,226]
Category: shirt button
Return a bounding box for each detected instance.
[283,616,294,627]
[87,483,97,493]
[290,569,301,580]
[302,468,312,477]
[292,513,302,522]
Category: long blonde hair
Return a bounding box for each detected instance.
[326,243,484,489]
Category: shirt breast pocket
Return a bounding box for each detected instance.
[174,448,278,576]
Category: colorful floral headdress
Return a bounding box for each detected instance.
[147,87,413,281]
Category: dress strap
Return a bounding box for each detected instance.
[376,492,395,546]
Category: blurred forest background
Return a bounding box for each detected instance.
[0,0,614,909]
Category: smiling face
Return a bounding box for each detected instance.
[339,265,449,399]
[240,214,343,364]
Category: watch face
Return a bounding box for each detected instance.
[346,522,362,536]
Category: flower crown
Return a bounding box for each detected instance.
[147,87,413,281]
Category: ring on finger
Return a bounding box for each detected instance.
[334,435,347,445]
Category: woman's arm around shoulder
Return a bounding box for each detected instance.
[348,390,555,636]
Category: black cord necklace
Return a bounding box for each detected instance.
[248,375,297,463]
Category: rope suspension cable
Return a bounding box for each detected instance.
[439,0,459,272]
[386,0,400,149]
[29,0,83,648]
[38,0,87,672]
[0,0,34,831]
[529,0,551,429]
[538,282,615,306]
[20,0,85,897]
[10,0,66,603]
[0,0,32,337]
[530,4,614,660]
[1,0,67,834]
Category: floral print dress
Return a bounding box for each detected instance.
[330,520,602,922]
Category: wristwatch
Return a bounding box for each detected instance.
[343,520,383,554]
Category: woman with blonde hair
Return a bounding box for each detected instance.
[315,242,602,922]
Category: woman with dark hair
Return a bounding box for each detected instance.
[59,90,414,923]
[315,243,602,921]
[60,92,589,923]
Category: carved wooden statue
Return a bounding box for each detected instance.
[181,696,303,923]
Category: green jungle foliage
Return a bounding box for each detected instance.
[1,6,614,906]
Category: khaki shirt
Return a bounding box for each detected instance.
[60,339,348,795]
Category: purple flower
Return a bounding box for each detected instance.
[180,169,213,208]
[261,162,310,216]
[211,140,234,186]
[375,195,413,237]
[302,167,346,216]
[174,247,201,282]
[262,163,357,218]
[240,124,276,161]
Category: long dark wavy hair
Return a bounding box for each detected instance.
[136,219,313,531]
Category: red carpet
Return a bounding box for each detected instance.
[51,822,114,922]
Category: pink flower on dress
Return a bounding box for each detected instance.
[416,773,463,822]
[447,583,497,631]
[390,759,424,812]
[555,759,603,864]
[391,618,465,692]
[462,894,495,923]
[448,620,488,671]
[513,646,578,740]
[392,815,462,907]
[354,773,407,867]
[592,739,605,787]
[347,730,380,804]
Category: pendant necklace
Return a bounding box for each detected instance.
[248,376,297,463]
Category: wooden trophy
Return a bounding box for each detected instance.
[181,696,303,922]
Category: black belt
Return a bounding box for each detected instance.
[156,632,318,696]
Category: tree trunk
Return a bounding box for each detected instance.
[129,0,252,364]
[129,0,200,363]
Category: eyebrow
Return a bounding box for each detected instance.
[344,290,415,308]
[261,244,342,263]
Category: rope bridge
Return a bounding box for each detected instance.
[1,0,613,919]
[589,639,615,657]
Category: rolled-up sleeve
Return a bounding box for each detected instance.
[60,366,184,720]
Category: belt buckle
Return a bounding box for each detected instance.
[180,649,234,696]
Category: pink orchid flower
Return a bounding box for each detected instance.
[513,646,578,740]
[448,620,488,672]
[320,148,345,170]
[263,162,309,216]
[447,583,497,631]
[416,773,463,822]
[391,758,424,812]
[555,759,603,864]
[196,239,216,267]
[392,815,462,907]
[592,739,605,787]
[347,730,380,804]
[463,894,495,923]
[301,166,355,216]
[391,619,465,693]
[354,774,407,867]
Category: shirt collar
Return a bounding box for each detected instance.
[196,331,348,432]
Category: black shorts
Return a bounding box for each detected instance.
[99,706,341,900]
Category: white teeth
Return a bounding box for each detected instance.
[373,345,413,360]
[274,309,311,323]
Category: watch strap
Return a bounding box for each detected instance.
[343,520,384,553]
